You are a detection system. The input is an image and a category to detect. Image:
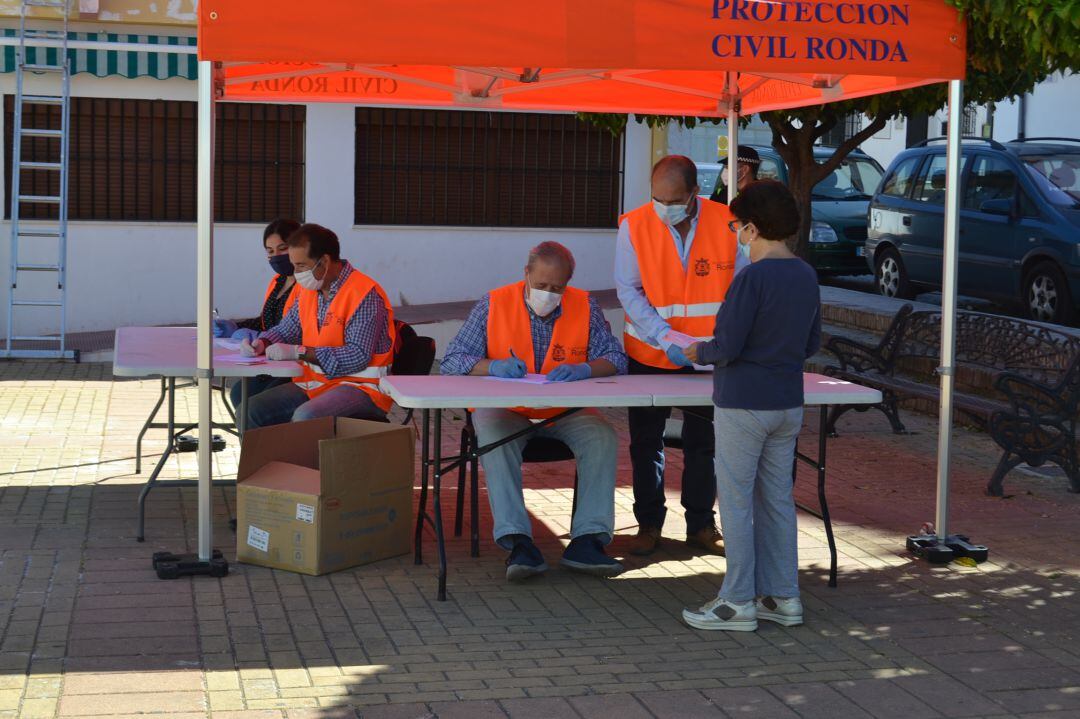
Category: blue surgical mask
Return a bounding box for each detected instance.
[652,197,691,226]
[737,226,752,261]
[269,254,294,276]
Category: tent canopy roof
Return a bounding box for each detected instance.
[198,0,965,116]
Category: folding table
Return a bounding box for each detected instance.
[112,326,301,545]
[382,373,881,601]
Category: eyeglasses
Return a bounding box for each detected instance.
[727,220,742,233]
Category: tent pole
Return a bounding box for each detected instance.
[908,79,986,564]
[935,79,963,541]
[196,59,216,564]
[726,72,738,205]
[195,60,216,565]
[150,60,227,579]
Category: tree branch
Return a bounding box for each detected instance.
[812,113,891,182]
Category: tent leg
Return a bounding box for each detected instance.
[152,60,228,581]
[726,72,738,205]
[907,79,988,566]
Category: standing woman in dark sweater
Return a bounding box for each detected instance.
[212,218,303,410]
[681,181,821,632]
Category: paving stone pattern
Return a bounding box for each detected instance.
[1,362,1079,718]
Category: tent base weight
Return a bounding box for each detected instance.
[907,534,989,564]
[152,550,229,579]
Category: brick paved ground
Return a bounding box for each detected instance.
[1,361,1079,718]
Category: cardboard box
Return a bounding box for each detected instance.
[235,416,415,575]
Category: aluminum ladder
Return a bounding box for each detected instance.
[3,0,74,360]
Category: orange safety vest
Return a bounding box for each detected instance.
[294,269,397,412]
[621,198,738,369]
[261,276,301,331]
[487,281,590,420]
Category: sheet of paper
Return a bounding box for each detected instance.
[217,352,266,365]
[662,329,701,350]
[662,330,714,371]
[482,373,551,385]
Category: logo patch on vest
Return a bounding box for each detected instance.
[694,258,712,277]
[552,344,566,362]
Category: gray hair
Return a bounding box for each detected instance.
[526,241,575,279]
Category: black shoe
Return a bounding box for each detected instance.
[560,534,624,577]
[505,537,547,582]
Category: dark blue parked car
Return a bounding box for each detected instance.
[866,137,1080,324]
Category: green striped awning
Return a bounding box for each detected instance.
[1,30,197,80]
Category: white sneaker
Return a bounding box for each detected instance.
[756,596,803,626]
[681,597,757,632]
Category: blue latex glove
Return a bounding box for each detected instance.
[213,318,238,338]
[665,344,693,367]
[231,327,260,344]
[546,363,592,382]
[489,358,527,378]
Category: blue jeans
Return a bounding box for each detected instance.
[628,358,716,535]
[713,406,803,603]
[228,375,290,412]
[245,381,387,429]
[472,408,618,550]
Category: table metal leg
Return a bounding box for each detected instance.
[454,427,468,538]
[469,430,479,559]
[414,409,430,566]
[433,409,448,601]
[135,377,168,475]
[137,377,175,542]
[238,377,249,437]
[816,406,838,588]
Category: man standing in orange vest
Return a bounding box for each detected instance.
[615,155,743,557]
[442,242,628,582]
[241,223,397,428]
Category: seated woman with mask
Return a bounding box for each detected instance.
[212,218,302,409]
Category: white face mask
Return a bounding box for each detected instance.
[526,284,562,317]
[295,257,326,291]
[652,197,691,227]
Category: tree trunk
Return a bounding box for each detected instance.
[765,112,891,260]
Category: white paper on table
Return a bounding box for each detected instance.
[217,352,266,365]
[662,330,714,371]
[482,373,551,385]
[214,338,242,350]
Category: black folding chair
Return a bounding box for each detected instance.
[454,412,579,557]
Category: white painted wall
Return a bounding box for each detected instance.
[0,73,654,336]
[992,72,1080,142]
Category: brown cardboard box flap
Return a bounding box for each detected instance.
[237,416,335,482]
[240,460,322,496]
[320,420,415,495]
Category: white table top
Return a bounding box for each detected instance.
[381,374,656,409]
[113,327,302,379]
[381,372,881,410]
[647,372,882,407]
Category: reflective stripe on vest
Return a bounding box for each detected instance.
[261,276,301,331]
[620,198,737,369]
[487,281,590,420]
[294,269,396,412]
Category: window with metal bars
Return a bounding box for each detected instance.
[820,112,864,147]
[4,97,305,222]
[354,108,624,228]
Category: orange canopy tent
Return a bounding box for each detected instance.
[184,0,971,578]
[200,0,965,115]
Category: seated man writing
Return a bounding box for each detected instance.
[441,241,628,582]
[241,223,396,429]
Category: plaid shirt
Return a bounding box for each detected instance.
[260,261,392,379]
[441,289,628,376]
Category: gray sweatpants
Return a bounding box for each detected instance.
[713,406,803,603]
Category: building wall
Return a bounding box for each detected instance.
[992,72,1080,142]
[0,71,653,336]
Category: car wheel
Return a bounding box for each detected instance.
[1023,261,1074,325]
[875,247,914,300]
